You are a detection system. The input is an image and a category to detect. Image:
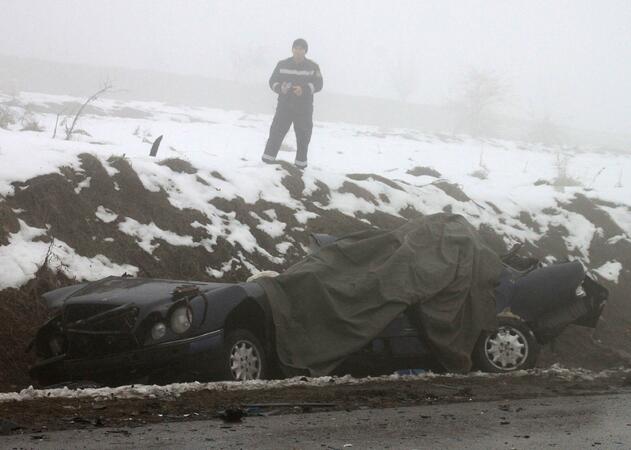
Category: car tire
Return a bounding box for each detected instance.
[472,317,540,373]
[223,329,268,381]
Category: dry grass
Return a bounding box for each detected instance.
[552,152,582,188]
[0,267,73,391]
[20,118,45,132]
[0,105,16,129]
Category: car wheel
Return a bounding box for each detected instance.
[473,317,540,373]
[223,329,267,381]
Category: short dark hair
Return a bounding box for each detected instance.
[292,38,308,53]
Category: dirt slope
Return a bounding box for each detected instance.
[0,155,629,391]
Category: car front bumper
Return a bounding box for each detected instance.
[30,329,224,385]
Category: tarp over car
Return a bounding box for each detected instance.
[256,213,504,376]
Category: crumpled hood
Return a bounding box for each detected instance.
[42,276,232,309]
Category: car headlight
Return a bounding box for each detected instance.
[151,322,167,340]
[170,306,192,334]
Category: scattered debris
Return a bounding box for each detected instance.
[244,402,336,409]
[149,135,164,157]
[106,429,131,437]
[217,407,247,423]
[64,416,104,427]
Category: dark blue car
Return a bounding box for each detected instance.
[29,239,607,386]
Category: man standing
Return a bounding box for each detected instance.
[262,38,323,169]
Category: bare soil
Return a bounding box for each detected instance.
[1,370,630,436]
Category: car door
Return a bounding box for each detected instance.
[378,311,430,360]
[335,309,433,376]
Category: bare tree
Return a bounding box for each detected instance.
[57,80,112,140]
[457,68,506,136]
[552,151,581,189]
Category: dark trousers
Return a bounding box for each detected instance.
[262,104,313,167]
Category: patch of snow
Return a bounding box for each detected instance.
[294,210,319,224]
[206,267,224,279]
[74,176,91,194]
[206,258,241,278]
[0,220,48,289]
[1,365,628,403]
[263,209,277,220]
[0,128,84,196]
[0,220,137,289]
[238,251,267,273]
[250,211,286,238]
[535,210,598,260]
[118,218,196,254]
[600,205,631,239]
[594,261,623,283]
[607,235,630,245]
[558,213,598,259]
[276,242,293,254]
[95,206,118,223]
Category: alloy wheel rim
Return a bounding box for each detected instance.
[484,326,529,371]
[229,340,262,381]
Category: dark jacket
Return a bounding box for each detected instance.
[269,57,323,108]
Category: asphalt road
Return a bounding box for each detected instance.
[3,392,631,449]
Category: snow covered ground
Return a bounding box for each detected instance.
[1,364,626,403]
[0,91,630,289]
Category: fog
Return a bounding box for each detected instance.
[1,0,630,146]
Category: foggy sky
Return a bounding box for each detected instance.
[1,0,630,135]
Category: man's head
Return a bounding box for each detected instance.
[292,38,308,61]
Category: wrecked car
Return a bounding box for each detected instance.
[29,214,608,386]
[256,214,608,377]
[305,232,607,374]
[30,277,275,386]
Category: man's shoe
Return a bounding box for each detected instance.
[262,155,276,164]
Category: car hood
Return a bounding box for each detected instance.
[42,276,233,309]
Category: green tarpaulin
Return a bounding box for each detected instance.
[256,213,504,375]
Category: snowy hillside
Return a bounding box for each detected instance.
[1,91,631,389]
[1,91,629,287]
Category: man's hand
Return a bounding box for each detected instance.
[281,82,292,94]
[292,85,303,96]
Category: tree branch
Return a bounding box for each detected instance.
[64,80,113,140]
